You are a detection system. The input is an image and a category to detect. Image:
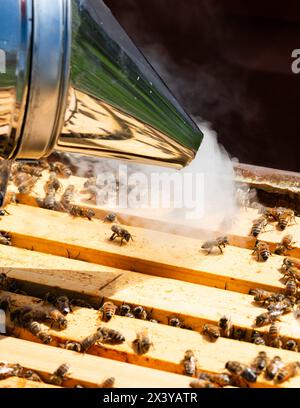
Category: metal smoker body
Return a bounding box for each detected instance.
[0,0,203,202]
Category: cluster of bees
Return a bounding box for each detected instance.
[0,273,125,350]
[99,301,153,355]
[201,316,245,343]
[248,257,300,351]
[8,159,96,221]
[0,361,115,388]
[0,272,155,358]
[8,158,137,247]
[185,350,300,387]
[4,159,300,388]
[250,206,296,262]
[200,206,296,261]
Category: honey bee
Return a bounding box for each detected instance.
[21,369,43,382]
[100,377,115,388]
[133,305,147,320]
[275,235,295,255]
[199,372,232,387]
[103,213,117,223]
[118,303,131,316]
[48,308,68,330]
[278,209,296,230]
[285,278,297,297]
[266,356,284,380]
[11,306,51,326]
[201,236,229,254]
[0,362,19,380]
[80,330,104,352]
[70,299,93,309]
[251,351,269,374]
[250,216,269,237]
[55,296,71,315]
[51,162,72,178]
[60,185,75,209]
[252,241,271,261]
[4,362,19,378]
[0,231,11,246]
[69,205,95,220]
[16,163,43,178]
[218,316,232,338]
[13,172,34,191]
[43,294,69,326]
[37,190,58,210]
[44,172,62,193]
[50,363,70,385]
[182,350,197,376]
[261,207,281,221]
[202,323,220,341]
[275,362,300,383]
[267,297,294,314]
[251,330,266,345]
[132,329,153,354]
[249,288,284,305]
[0,209,9,216]
[268,323,282,348]
[41,190,57,210]
[189,379,219,388]
[281,266,300,283]
[100,301,117,322]
[99,327,125,344]
[38,158,50,170]
[225,361,257,384]
[110,225,133,246]
[232,327,246,341]
[25,321,52,344]
[18,176,39,194]
[284,339,298,352]
[64,341,82,352]
[282,257,300,271]
[255,310,282,327]
[168,316,183,328]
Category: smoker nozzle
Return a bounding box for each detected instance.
[0,0,203,204]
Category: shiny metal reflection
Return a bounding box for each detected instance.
[56,0,202,168]
[58,87,195,168]
[0,0,32,159]
[0,0,203,169]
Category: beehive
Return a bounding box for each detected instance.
[1,163,300,388]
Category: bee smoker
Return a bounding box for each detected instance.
[0,0,203,204]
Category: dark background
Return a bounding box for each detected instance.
[105,0,300,172]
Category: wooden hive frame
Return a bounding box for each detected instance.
[1,164,300,388]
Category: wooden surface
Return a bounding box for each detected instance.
[3,291,300,387]
[0,336,191,388]
[0,204,291,294]
[1,260,299,342]
[3,173,300,388]
[9,173,300,256]
[0,377,60,388]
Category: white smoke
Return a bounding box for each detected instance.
[67,118,238,235]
